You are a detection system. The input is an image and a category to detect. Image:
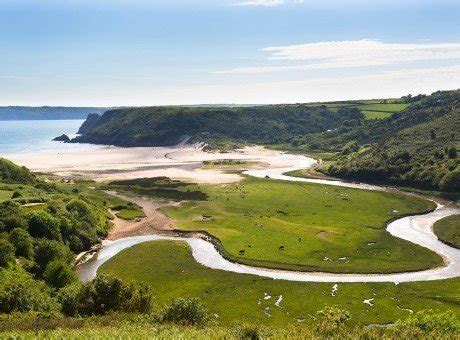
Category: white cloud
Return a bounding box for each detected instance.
[217,39,460,73]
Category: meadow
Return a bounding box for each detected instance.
[353,102,408,119]
[100,240,460,327]
[160,177,439,273]
[433,215,460,249]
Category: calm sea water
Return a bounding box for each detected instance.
[0,120,100,156]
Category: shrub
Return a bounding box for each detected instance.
[43,260,78,289]
[239,326,263,340]
[397,310,460,333]
[11,191,22,199]
[0,266,58,313]
[27,211,61,241]
[0,158,36,184]
[2,216,28,232]
[34,239,74,273]
[162,298,209,326]
[439,170,460,192]
[66,200,98,230]
[0,239,15,267]
[9,228,33,259]
[57,274,154,316]
[315,306,351,335]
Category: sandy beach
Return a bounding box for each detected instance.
[9,143,312,184]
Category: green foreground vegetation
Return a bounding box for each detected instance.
[101,241,460,328]
[433,215,460,249]
[2,309,459,339]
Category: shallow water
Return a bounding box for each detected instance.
[77,153,460,283]
[0,120,99,156]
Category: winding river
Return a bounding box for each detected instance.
[77,152,460,283]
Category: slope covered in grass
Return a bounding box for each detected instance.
[100,240,460,327]
[0,158,36,184]
[73,105,364,147]
[324,105,459,192]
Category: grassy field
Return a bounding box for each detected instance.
[433,215,460,249]
[100,241,460,327]
[358,103,409,112]
[160,177,439,274]
[115,207,146,220]
[357,103,409,119]
[362,110,394,119]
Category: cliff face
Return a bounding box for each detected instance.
[77,113,102,134]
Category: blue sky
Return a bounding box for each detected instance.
[0,0,459,105]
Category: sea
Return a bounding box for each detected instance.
[0,120,100,156]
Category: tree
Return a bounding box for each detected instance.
[0,239,15,267]
[57,274,154,316]
[0,266,58,313]
[1,216,28,232]
[43,260,77,289]
[27,211,61,241]
[439,170,460,192]
[9,228,33,258]
[34,239,73,273]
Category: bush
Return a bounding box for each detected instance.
[397,310,460,333]
[27,211,61,241]
[0,239,15,267]
[43,260,77,289]
[34,239,74,273]
[239,326,264,340]
[315,306,351,335]
[66,200,98,230]
[0,267,58,313]
[57,274,154,316]
[9,228,33,259]
[0,158,36,184]
[2,216,28,232]
[439,170,460,192]
[11,191,22,199]
[161,298,209,326]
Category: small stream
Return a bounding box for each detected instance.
[77,153,460,283]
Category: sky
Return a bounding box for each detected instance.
[0,0,459,106]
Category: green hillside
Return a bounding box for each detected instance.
[321,91,459,192]
[73,105,364,147]
[0,158,36,184]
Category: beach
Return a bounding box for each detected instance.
[9,143,313,184]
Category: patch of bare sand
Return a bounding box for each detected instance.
[105,191,181,241]
[9,144,312,184]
